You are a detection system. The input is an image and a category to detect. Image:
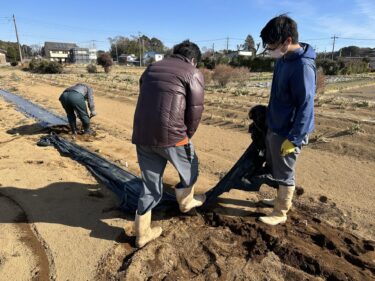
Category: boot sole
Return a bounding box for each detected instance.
[258,217,287,226]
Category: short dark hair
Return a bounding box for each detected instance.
[260,14,299,48]
[173,40,202,62]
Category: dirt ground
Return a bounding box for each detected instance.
[0,66,375,280]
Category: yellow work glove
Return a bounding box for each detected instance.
[280,139,296,156]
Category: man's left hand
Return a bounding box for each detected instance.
[281,139,295,156]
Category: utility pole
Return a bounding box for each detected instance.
[12,14,23,62]
[138,32,142,67]
[114,42,119,63]
[108,38,119,63]
[226,36,229,53]
[331,35,338,60]
[212,43,215,60]
[142,38,144,66]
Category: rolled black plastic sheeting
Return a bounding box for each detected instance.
[202,142,265,207]
[39,133,177,212]
[40,133,266,212]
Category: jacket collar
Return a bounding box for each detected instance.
[170,54,191,64]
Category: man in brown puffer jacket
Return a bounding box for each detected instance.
[132,40,206,247]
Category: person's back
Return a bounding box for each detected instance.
[132,54,204,147]
[131,40,206,248]
[59,83,96,135]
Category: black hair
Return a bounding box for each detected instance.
[260,14,299,48]
[173,40,202,62]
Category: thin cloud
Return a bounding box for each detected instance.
[315,16,374,38]
[356,0,375,23]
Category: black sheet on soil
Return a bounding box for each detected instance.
[1,89,266,212]
[41,133,264,211]
[0,89,68,127]
[40,133,177,211]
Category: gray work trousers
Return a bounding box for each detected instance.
[136,141,199,215]
[265,130,304,186]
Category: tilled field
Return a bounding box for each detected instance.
[1,66,375,280]
[96,200,375,281]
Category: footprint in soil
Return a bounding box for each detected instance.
[295,185,304,196]
[24,160,44,165]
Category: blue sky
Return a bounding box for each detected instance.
[1,0,375,53]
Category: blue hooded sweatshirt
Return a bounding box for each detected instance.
[267,43,316,147]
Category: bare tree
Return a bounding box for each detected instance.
[30,44,42,57]
[244,35,255,52]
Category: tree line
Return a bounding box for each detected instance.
[2,37,374,75]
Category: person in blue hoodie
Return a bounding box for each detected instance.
[258,15,316,225]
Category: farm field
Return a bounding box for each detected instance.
[1,65,375,280]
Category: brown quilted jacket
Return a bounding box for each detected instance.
[132,55,204,147]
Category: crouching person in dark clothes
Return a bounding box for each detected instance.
[132,40,206,248]
[59,83,96,135]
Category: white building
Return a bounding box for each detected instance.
[89,49,97,61]
[44,42,78,62]
[119,54,138,65]
[226,50,253,60]
[143,51,164,64]
[0,49,7,65]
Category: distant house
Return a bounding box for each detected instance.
[119,54,138,66]
[44,42,78,63]
[88,49,97,62]
[143,51,164,64]
[341,56,375,71]
[226,50,254,60]
[70,48,95,64]
[0,49,7,65]
[44,42,96,64]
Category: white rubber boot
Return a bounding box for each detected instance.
[259,185,295,226]
[175,185,206,213]
[135,211,162,248]
[261,197,276,207]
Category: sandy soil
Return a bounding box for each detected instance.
[1,67,375,280]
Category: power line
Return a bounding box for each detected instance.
[193,38,227,43]
[338,37,375,41]
[229,37,246,41]
[301,37,331,41]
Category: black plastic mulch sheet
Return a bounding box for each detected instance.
[40,134,177,212]
[203,143,265,206]
[41,134,264,211]
[0,89,68,127]
[1,89,266,211]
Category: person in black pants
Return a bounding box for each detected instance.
[59,83,96,135]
